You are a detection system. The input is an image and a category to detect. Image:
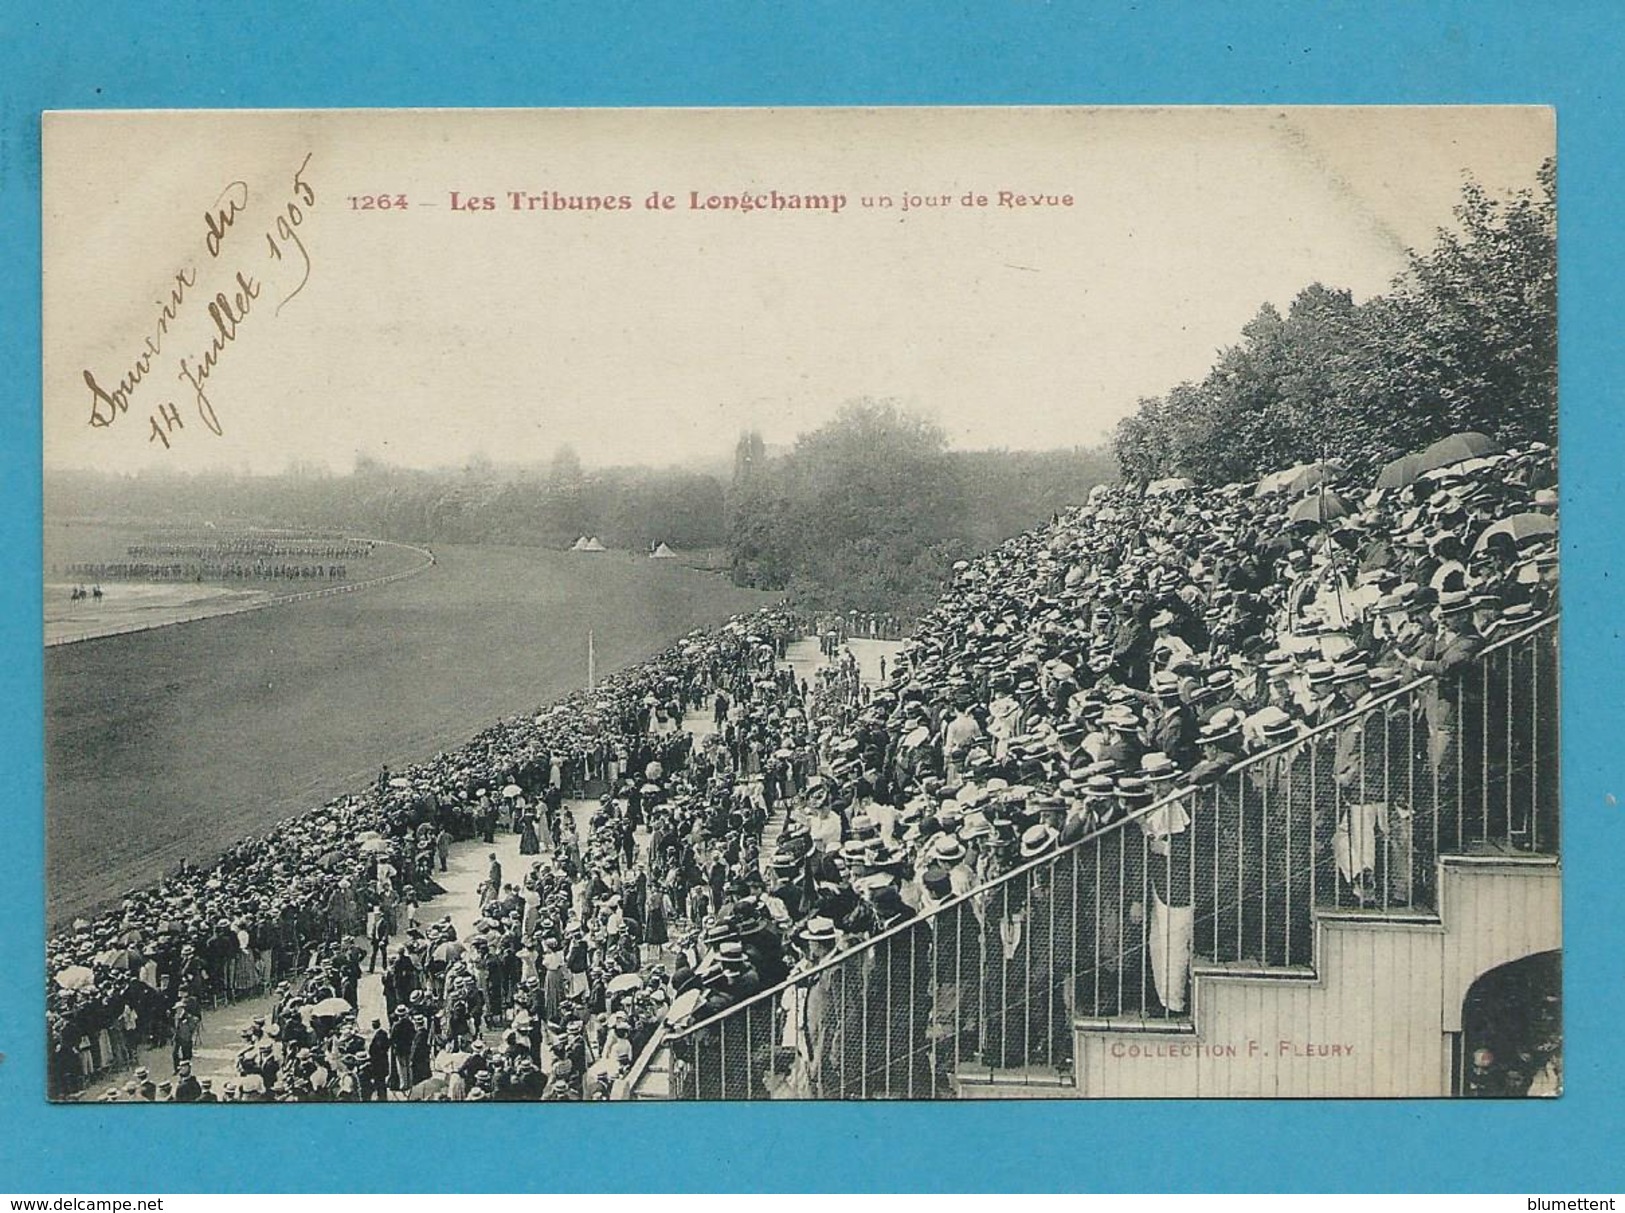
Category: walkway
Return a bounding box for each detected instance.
[728,635,899,875]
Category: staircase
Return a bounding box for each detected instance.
[1068,853,1558,1097]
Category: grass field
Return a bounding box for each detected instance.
[45,544,776,925]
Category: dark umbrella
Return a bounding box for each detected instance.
[1414,431,1501,475]
[1374,452,1425,492]
[1472,512,1558,553]
[1358,540,1396,572]
[1255,463,1309,497]
[1287,462,1340,496]
[1287,491,1349,527]
[106,946,146,971]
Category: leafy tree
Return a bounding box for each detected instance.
[725,400,970,613]
[1110,162,1556,487]
[1387,159,1557,449]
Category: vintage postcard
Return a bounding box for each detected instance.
[43,107,1558,1103]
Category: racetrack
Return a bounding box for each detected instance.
[45,544,776,925]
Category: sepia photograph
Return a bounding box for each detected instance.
[42,106,1558,1104]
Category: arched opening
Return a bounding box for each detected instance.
[1457,949,1562,1097]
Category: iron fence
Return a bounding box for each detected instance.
[650,615,1559,1099]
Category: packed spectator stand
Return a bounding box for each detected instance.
[48,431,1559,1102]
[648,432,1559,1098]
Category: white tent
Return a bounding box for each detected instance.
[650,542,677,559]
[580,536,607,552]
[569,536,590,551]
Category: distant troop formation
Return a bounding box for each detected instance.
[125,539,376,560]
[51,534,378,589]
[54,561,353,584]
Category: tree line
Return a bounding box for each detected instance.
[47,425,1114,608]
[47,452,728,554]
[724,401,1117,615]
[1111,160,1557,487]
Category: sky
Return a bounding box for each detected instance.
[42,106,1553,475]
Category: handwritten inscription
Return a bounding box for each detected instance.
[83,153,318,450]
[175,270,261,437]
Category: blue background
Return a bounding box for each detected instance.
[2,0,1621,1193]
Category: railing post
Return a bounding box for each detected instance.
[1453,665,1465,850]
[1480,652,1490,844]
[1534,627,1547,845]
[882,936,893,1097]
[1506,642,1515,845]
[1046,866,1056,1071]
[1276,758,1288,967]
[858,957,868,1099]
[1069,847,1080,1065]
[1306,740,1316,942]
[742,998,752,1101]
[1115,830,1126,1018]
[1244,767,1253,962]
[1187,787,1198,990]
[953,902,964,1083]
[1145,833,1157,1019]
[1091,841,1103,1020]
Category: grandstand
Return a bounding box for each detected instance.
[629,436,1560,1100]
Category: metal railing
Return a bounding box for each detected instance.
[644,615,1559,1099]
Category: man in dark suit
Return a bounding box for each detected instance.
[172,1059,202,1103]
[388,1008,416,1093]
[365,1017,392,1101]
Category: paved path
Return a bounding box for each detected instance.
[727,635,900,876]
[91,812,569,1098]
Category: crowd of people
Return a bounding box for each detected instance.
[656,438,1560,1096]
[48,610,805,1100]
[814,611,910,652]
[50,537,379,588]
[49,433,1560,1102]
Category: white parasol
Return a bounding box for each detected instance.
[433,1050,472,1075]
[666,988,704,1023]
[54,965,94,990]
